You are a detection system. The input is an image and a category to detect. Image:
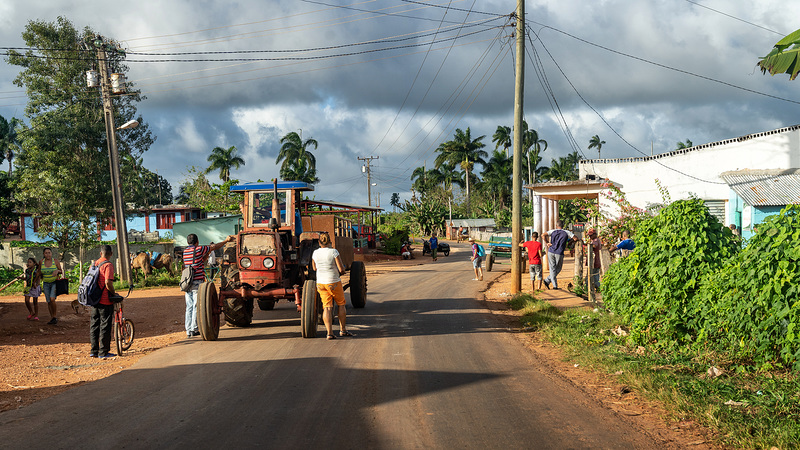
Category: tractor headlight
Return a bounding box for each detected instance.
[263,258,275,269]
[240,257,252,269]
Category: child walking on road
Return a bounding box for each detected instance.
[24,258,41,321]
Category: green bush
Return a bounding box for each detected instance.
[602,199,739,348]
[382,229,409,256]
[698,205,800,369]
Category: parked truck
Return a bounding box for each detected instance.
[196,180,367,340]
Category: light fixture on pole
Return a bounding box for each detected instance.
[117,120,139,130]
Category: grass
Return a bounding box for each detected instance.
[506,292,800,449]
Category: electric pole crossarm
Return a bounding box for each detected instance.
[358,156,379,207]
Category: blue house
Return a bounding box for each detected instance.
[721,169,800,239]
[19,205,205,243]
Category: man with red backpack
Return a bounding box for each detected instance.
[182,234,234,338]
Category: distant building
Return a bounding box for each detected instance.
[721,168,800,239]
[18,204,205,243]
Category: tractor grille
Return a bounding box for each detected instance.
[241,233,277,256]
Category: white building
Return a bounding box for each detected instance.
[577,124,800,233]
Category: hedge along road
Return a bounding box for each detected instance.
[0,253,665,448]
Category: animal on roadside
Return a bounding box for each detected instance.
[131,251,175,281]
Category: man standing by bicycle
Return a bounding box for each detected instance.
[90,245,117,359]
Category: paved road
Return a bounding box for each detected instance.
[0,252,662,449]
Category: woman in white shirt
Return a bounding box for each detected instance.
[311,233,353,340]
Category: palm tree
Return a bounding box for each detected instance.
[434,128,487,214]
[492,125,512,155]
[0,116,21,175]
[206,145,245,182]
[676,139,693,150]
[390,193,401,212]
[588,135,605,159]
[543,151,581,181]
[481,150,513,209]
[276,131,318,183]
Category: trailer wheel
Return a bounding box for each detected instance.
[349,261,367,308]
[224,297,253,327]
[198,282,220,341]
[486,253,494,272]
[257,299,276,311]
[443,249,450,256]
[301,280,319,338]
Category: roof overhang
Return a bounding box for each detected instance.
[230,181,314,192]
[524,179,621,200]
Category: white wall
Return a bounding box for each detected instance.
[579,125,800,216]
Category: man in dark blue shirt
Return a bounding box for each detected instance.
[542,220,578,290]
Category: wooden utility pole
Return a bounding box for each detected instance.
[358,156,379,206]
[510,0,525,294]
[96,38,132,284]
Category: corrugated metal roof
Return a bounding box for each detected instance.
[720,169,800,206]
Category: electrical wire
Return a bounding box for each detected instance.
[683,0,784,36]
[400,0,501,17]
[301,0,502,25]
[529,25,727,185]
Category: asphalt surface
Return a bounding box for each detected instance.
[0,251,662,449]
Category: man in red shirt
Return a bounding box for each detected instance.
[90,245,117,358]
[519,232,544,291]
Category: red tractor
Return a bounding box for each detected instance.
[197,180,367,340]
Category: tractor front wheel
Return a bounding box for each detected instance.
[301,280,319,338]
[198,282,220,341]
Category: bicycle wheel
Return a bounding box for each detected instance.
[114,321,123,355]
[121,319,135,351]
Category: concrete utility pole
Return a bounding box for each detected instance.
[95,38,132,284]
[358,156,379,206]
[510,0,525,294]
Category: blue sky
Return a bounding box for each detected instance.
[2,0,799,206]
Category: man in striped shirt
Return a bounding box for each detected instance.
[183,233,234,337]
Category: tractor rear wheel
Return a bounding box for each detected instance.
[198,282,220,341]
[224,297,253,327]
[349,261,367,308]
[301,280,318,338]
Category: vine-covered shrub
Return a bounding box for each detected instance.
[698,205,800,369]
[602,199,739,347]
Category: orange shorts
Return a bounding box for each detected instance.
[317,281,345,308]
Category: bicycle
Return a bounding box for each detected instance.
[113,300,135,356]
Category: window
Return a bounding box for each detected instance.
[156,213,175,229]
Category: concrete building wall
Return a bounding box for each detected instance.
[579,125,800,220]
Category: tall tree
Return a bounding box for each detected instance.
[676,139,693,150]
[588,135,605,158]
[492,125,512,155]
[481,149,513,210]
[206,145,245,183]
[390,193,401,213]
[0,116,21,175]
[542,151,581,181]
[7,17,154,248]
[276,131,319,183]
[434,127,487,214]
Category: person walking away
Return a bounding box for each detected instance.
[587,229,602,292]
[519,232,544,291]
[89,245,117,358]
[469,237,484,281]
[183,234,234,338]
[542,220,578,290]
[24,258,42,320]
[39,248,63,325]
[429,233,438,261]
[312,233,352,340]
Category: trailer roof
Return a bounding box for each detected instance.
[230,181,315,192]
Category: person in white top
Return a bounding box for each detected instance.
[311,233,352,340]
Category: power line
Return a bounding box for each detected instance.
[399,0,502,17]
[301,0,505,25]
[683,0,784,36]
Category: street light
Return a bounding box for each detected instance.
[117,120,139,130]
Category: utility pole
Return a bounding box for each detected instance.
[358,156,379,206]
[510,0,525,294]
[94,36,132,284]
